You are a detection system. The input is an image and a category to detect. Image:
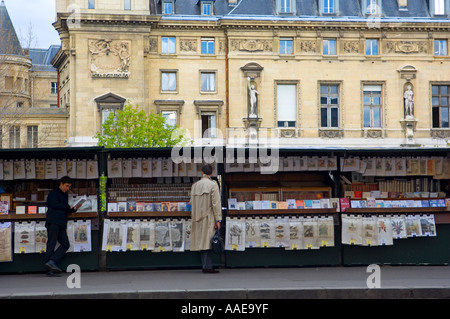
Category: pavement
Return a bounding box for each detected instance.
[1,265,450,299]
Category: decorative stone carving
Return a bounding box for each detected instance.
[342,41,359,54]
[180,39,197,52]
[362,129,383,138]
[430,129,450,139]
[385,41,428,54]
[149,37,158,53]
[403,84,414,118]
[318,129,344,138]
[230,39,272,52]
[279,128,297,138]
[89,39,131,78]
[298,40,317,53]
[400,117,418,144]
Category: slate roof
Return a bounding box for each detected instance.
[151,0,450,21]
[29,45,60,71]
[0,1,23,55]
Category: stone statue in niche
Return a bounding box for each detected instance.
[403,85,414,118]
[247,77,259,118]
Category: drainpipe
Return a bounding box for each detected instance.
[225,29,229,145]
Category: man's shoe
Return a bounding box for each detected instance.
[202,269,219,274]
[45,260,62,273]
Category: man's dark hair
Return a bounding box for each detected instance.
[201,164,213,175]
[59,176,73,185]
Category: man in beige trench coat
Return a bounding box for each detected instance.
[190,164,222,273]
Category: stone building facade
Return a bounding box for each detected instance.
[0,2,66,148]
[53,0,450,148]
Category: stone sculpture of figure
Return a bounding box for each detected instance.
[404,85,414,117]
[247,77,259,118]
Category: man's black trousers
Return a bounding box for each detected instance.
[45,223,70,264]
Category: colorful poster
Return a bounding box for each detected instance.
[391,215,407,239]
[286,217,303,250]
[377,216,393,246]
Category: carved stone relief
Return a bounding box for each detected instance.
[431,129,450,139]
[180,39,197,52]
[341,41,360,54]
[230,39,273,52]
[149,37,158,53]
[385,41,428,54]
[318,129,344,138]
[298,40,317,53]
[89,39,131,78]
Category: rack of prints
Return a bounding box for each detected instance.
[12,220,92,254]
[101,218,191,252]
[107,157,218,178]
[0,222,12,262]
[226,156,338,172]
[340,156,450,178]
[225,216,335,251]
[0,159,99,180]
[341,214,437,246]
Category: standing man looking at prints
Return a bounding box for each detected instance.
[44,176,81,276]
[190,164,222,273]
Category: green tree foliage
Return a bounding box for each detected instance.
[95,103,191,148]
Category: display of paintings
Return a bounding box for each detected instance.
[302,217,319,249]
[152,158,163,177]
[14,221,36,254]
[184,219,192,251]
[13,160,26,180]
[391,215,407,239]
[66,159,77,179]
[108,158,122,178]
[0,201,9,215]
[102,219,127,252]
[405,215,422,237]
[318,216,334,247]
[362,216,377,246]
[34,221,47,253]
[274,217,290,248]
[25,159,36,179]
[170,220,185,252]
[286,217,303,250]
[122,158,133,178]
[72,220,92,252]
[86,160,99,179]
[154,219,172,252]
[245,217,261,248]
[57,160,67,179]
[125,220,140,251]
[45,159,57,179]
[0,222,12,262]
[377,216,393,246]
[131,158,142,178]
[225,217,246,251]
[341,215,363,245]
[141,158,152,178]
[3,160,13,180]
[259,217,275,248]
[419,215,437,237]
[139,220,155,251]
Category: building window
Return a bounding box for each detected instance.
[277,83,297,127]
[320,84,339,128]
[279,38,293,55]
[323,0,335,13]
[433,0,445,15]
[365,39,379,55]
[162,111,177,128]
[277,0,295,13]
[201,1,213,15]
[27,126,38,148]
[363,84,382,128]
[124,0,131,10]
[88,0,95,9]
[162,37,176,54]
[51,82,58,94]
[161,71,177,92]
[432,85,450,128]
[4,76,13,90]
[201,38,215,55]
[364,0,381,14]
[201,72,216,93]
[163,0,174,15]
[434,39,448,56]
[201,112,217,138]
[323,39,336,55]
[9,126,20,149]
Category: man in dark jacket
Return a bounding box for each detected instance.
[44,176,81,276]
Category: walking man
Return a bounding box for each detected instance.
[44,176,81,276]
[190,164,222,273]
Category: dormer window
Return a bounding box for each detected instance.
[162,0,175,15]
[431,0,449,15]
[277,0,296,14]
[363,0,382,15]
[320,0,339,14]
[201,1,214,15]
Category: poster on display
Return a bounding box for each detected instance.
[318,216,334,247]
[170,220,185,252]
[225,218,246,251]
[139,220,155,251]
[72,220,92,252]
[0,222,12,262]
[154,219,172,252]
[14,222,36,254]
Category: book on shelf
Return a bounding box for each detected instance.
[261,200,271,210]
[296,199,305,209]
[278,201,287,209]
[0,201,9,214]
[161,202,170,212]
[286,199,296,209]
[38,206,47,214]
[253,201,262,210]
[228,198,237,210]
[339,198,350,212]
[270,201,278,209]
[304,200,312,209]
[136,202,145,212]
[28,206,37,214]
[16,205,26,214]
[178,202,187,211]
